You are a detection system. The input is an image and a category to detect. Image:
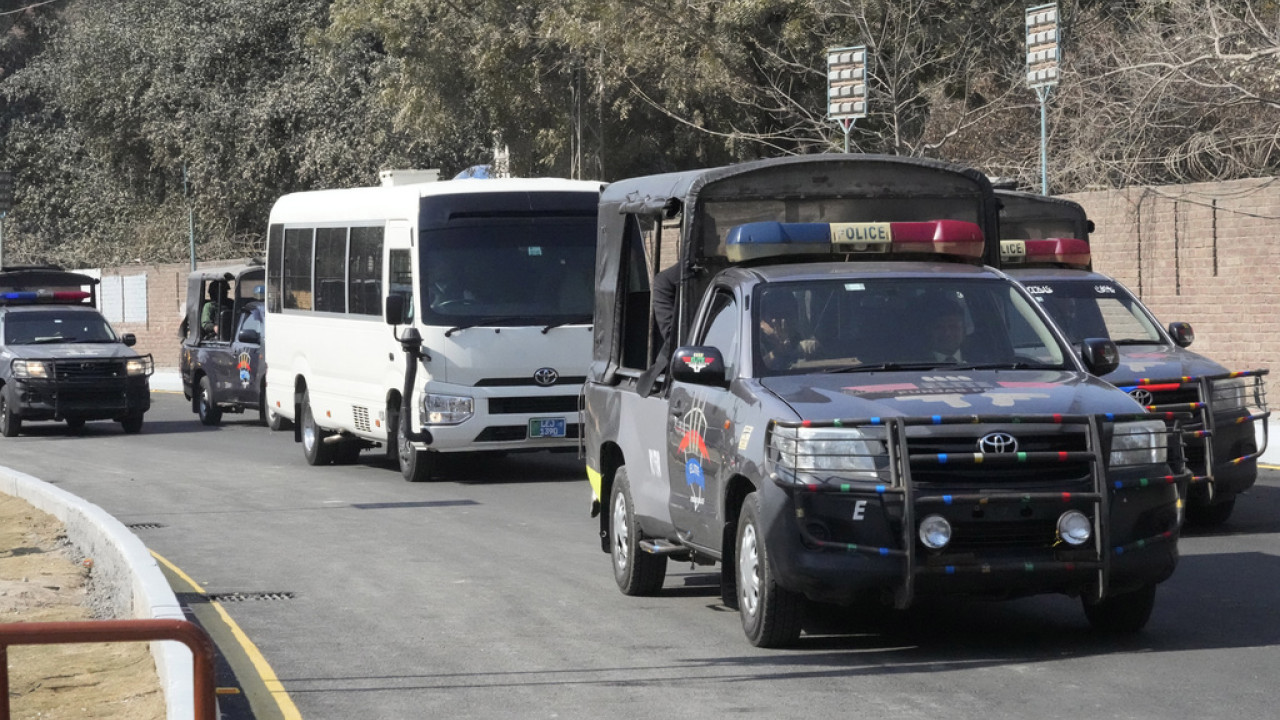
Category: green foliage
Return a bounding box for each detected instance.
[0,0,1277,266]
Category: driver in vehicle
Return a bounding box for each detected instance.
[757,289,818,371]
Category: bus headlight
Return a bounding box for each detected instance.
[1109,419,1168,467]
[424,393,473,425]
[11,360,48,379]
[771,424,882,477]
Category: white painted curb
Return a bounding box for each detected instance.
[0,465,196,720]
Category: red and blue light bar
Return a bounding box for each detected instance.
[0,290,92,303]
[1000,237,1091,268]
[726,220,986,263]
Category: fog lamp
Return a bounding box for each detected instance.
[919,514,952,549]
[1057,510,1092,546]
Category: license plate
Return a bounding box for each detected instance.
[528,417,567,439]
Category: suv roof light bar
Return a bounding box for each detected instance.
[0,290,93,305]
[726,220,985,263]
[1000,237,1090,268]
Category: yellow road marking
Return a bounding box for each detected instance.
[152,551,303,720]
[1260,463,1279,471]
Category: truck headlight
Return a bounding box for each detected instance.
[11,360,48,379]
[1209,377,1247,411]
[1109,419,1168,467]
[423,393,473,425]
[771,424,882,477]
[126,357,153,377]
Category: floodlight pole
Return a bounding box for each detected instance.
[184,162,196,270]
[827,45,867,154]
[1037,85,1051,195]
[0,212,6,270]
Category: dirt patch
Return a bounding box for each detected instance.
[0,495,165,719]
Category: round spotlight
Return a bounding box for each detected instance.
[919,514,952,549]
[1057,510,1092,546]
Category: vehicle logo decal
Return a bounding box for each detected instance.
[1128,388,1155,406]
[679,352,714,373]
[978,432,1019,454]
[237,352,252,388]
[533,367,559,386]
[675,399,709,512]
[738,425,754,450]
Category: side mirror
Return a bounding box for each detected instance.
[385,294,405,325]
[1167,321,1194,348]
[238,328,261,345]
[669,346,728,388]
[1080,337,1119,376]
[121,333,137,347]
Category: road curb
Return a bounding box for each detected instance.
[0,464,196,720]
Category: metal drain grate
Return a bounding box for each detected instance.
[126,522,166,530]
[204,591,296,603]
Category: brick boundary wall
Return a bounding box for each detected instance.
[93,176,1278,406]
[1063,177,1279,406]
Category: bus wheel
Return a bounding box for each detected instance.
[395,413,434,482]
[736,492,805,648]
[301,390,336,465]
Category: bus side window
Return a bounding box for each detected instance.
[388,248,415,323]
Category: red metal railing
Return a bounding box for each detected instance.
[0,618,216,720]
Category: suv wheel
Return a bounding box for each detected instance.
[198,376,222,426]
[120,412,144,434]
[1083,584,1157,633]
[0,390,21,438]
[736,492,805,647]
[393,410,434,482]
[610,467,667,595]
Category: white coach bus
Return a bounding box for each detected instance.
[263,174,603,481]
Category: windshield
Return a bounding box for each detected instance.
[752,278,1067,377]
[1023,279,1162,344]
[419,216,596,327]
[3,310,119,345]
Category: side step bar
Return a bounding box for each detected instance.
[640,539,691,558]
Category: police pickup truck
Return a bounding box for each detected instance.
[0,266,152,435]
[996,190,1269,525]
[584,155,1189,647]
[179,261,284,428]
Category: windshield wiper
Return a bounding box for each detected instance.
[444,316,534,337]
[1112,338,1161,345]
[820,361,941,374]
[542,315,593,334]
[951,361,1062,370]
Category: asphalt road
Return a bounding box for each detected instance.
[2,391,1278,720]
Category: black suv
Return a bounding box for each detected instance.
[0,266,152,435]
[179,261,284,428]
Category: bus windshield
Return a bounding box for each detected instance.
[420,216,597,326]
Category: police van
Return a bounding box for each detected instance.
[0,266,152,435]
[584,155,1189,647]
[996,190,1269,526]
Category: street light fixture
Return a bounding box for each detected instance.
[827,45,868,153]
[1026,3,1060,195]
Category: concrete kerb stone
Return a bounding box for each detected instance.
[0,465,197,720]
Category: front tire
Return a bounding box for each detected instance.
[394,410,434,482]
[0,390,21,438]
[120,412,144,434]
[610,468,667,595]
[301,390,336,465]
[736,492,805,647]
[1083,584,1157,633]
[197,376,222,426]
[1188,496,1236,527]
[65,418,86,435]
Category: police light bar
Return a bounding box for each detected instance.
[725,220,985,263]
[0,290,92,304]
[1000,237,1090,268]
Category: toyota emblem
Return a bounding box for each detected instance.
[978,432,1018,454]
[533,367,559,387]
[1128,388,1154,407]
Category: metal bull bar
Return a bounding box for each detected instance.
[769,411,1191,609]
[1124,369,1270,498]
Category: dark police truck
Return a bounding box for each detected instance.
[179,261,284,428]
[0,266,152,435]
[996,190,1269,526]
[583,155,1190,647]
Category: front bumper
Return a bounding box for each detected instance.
[761,413,1186,607]
[8,356,153,421]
